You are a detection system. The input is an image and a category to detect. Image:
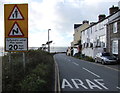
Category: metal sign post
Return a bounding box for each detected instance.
[8,52,11,63]
[4,4,28,88]
[23,52,25,73]
[4,4,28,74]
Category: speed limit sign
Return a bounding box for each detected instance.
[5,38,28,51]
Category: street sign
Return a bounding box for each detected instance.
[4,4,28,52]
[8,22,24,37]
[6,38,28,51]
[8,5,24,20]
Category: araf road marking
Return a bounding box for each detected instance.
[83,67,100,78]
[61,79,108,90]
[116,87,120,89]
[68,59,71,62]
[94,79,108,89]
[62,79,73,88]
[71,79,88,89]
[72,62,79,66]
[86,79,102,89]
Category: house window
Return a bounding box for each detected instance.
[112,40,118,54]
[91,27,92,34]
[99,35,105,47]
[113,22,117,33]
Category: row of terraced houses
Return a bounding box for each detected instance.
[71,2,120,60]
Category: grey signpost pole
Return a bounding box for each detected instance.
[8,52,14,90]
[23,52,25,73]
[4,4,28,91]
[9,52,11,63]
[48,29,51,52]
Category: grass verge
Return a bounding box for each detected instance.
[74,53,95,62]
[2,49,54,92]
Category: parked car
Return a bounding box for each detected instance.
[94,52,117,65]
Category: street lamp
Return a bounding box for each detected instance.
[48,29,51,52]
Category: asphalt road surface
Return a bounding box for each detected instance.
[54,53,120,93]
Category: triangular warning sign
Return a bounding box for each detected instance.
[8,22,24,37]
[8,5,24,20]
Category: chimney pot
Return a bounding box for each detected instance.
[83,20,89,24]
[98,14,106,21]
[109,5,119,15]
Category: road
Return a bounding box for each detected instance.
[54,53,120,92]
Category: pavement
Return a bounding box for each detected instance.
[54,53,120,92]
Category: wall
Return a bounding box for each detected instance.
[107,10,120,60]
[81,19,108,58]
[73,23,89,45]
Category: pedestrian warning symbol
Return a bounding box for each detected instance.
[8,22,24,37]
[8,5,24,20]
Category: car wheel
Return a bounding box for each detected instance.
[101,60,105,65]
[95,58,98,63]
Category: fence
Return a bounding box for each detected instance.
[1,47,56,91]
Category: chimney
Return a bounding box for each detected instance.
[109,5,119,15]
[83,20,89,24]
[74,24,82,29]
[98,14,106,21]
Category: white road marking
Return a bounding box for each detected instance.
[71,79,88,89]
[72,62,79,66]
[86,79,102,90]
[61,78,108,90]
[103,65,120,72]
[116,87,120,89]
[94,79,108,89]
[83,67,100,78]
[62,79,73,88]
[68,59,71,62]
[65,58,67,60]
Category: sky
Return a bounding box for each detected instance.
[0,0,120,47]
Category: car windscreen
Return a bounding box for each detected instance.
[102,53,110,56]
[105,56,116,60]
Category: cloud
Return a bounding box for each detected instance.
[28,0,74,47]
[1,0,28,4]
[0,0,119,47]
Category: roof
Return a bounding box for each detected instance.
[81,9,120,32]
[107,15,120,24]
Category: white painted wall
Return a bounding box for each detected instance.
[82,48,94,57]
[81,19,108,58]
[73,48,78,56]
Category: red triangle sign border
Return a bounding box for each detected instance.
[8,22,24,37]
[8,4,24,20]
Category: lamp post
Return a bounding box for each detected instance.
[48,29,51,52]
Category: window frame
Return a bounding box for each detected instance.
[113,22,117,33]
[112,40,118,54]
